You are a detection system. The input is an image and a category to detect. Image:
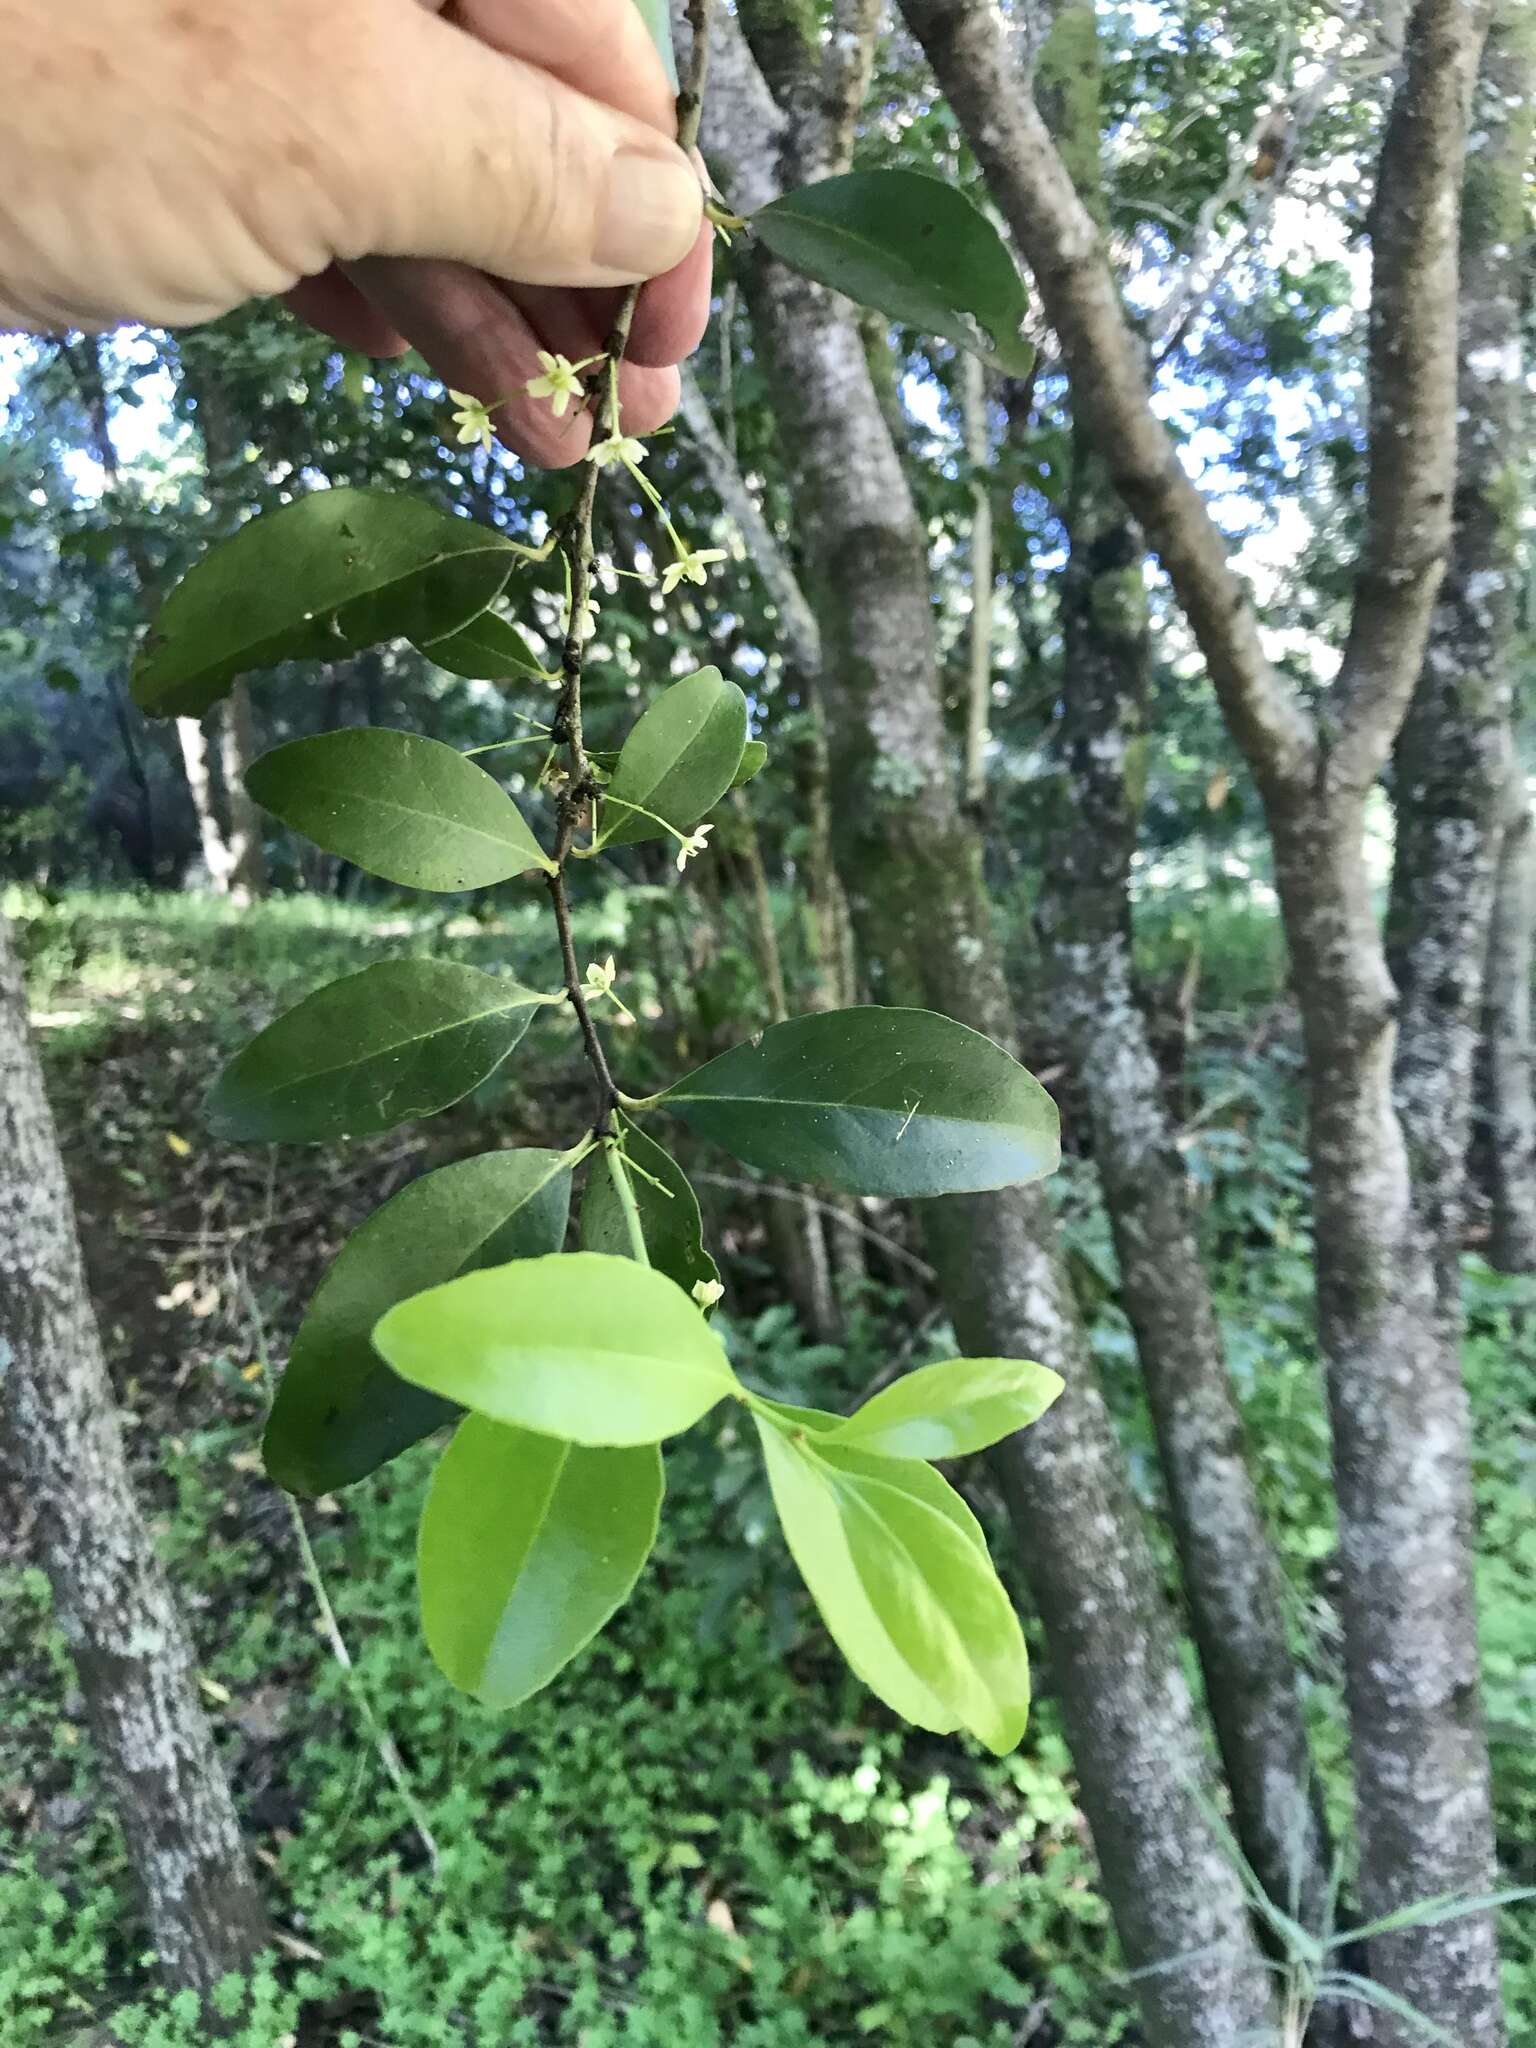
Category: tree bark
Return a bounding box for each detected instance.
[0,912,268,2000]
[960,351,994,811]
[1479,775,1536,1271]
[1388,0,1534,1316]
[177,712,238,891]
[218,680,269,904]
[698,11,1282,2040]
[895,1,1504,2036]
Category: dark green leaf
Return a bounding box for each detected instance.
[246,728,554,891]
[132,489,518,717]
[44,662,81,695]
[753,171,1034,376]
[374,1250,738,1444]
[731,740,769,790]
[580,1124,720,1300]
[663,1007,1060,1197]
[208,959,550,1143]
[755,1412,1030,1753]
[597,668,748,849]
[263,1148,572,1495]
[416,607,548,680]
[830,1356,1063,1460]
[419,1417,663,1707]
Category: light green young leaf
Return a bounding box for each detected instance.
[753,171,1034,376]
[132,489,518,717]
[208,960,549,1144]
[374,1250,739,1444]
[597,667,748,849]
[263,1149,572,1496]
[755,1412,1030,1752]
[416,607,548,681]
[751,1400,989,1554]
[419,1416,663,1707]
[662,1006,1060,1197]
[247,728,554,890]
[581,1123,720,1299]
[829,1356,1063,1460]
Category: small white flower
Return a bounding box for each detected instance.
[691,1277,725,1310]
[675,823,714,873]
[661,546,728,596]
[524,351,593,419]
[448,389,495,453]
[583,955,634,1023]
[590,432,648,471]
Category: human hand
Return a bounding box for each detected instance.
[0,0,709,464]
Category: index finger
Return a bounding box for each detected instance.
[421,0,679,133]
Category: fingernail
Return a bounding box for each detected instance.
[595,146,702,277]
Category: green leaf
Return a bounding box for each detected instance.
[829,1356,1063,1460]
[263,1149,572,1495]
[630,0,678,88]
[416,607,548,681]
[753,171,1034,376]
[132,489,518,717]
[752,1400,989,1555]
[597,668,748,849]
[581,1124,720,1300]
[374,1250,739,1445]
[755,1412,1030,1753]
[662,1007,1060,1197]
[246,728,554,891]
[208,960,549,1143]
[420,1416,662,1707]
[730,740,769,790]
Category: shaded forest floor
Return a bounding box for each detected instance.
[2,888,1534,2046]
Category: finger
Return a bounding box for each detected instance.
[284,269,409,357]
[627,222,714,369]
[431,0,679,134]
[337,9,702,290]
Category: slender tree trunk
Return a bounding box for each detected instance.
[218,681,268,903]
[960,352,994,811]
[897,3,1504,2036]
[0,913,268,2000]
[1039,443,1330,1933]
[1479,775,1536,1270]
[177,712,237,890]
[1388,0,1534,1316]
[700,13,1281,2040]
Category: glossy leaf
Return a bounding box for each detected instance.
[663,1007,1060,1197]
[731,740,769,790]
[753,171,1033,377]
[246,728,554,891]
[753,1400,989,1556]
[263,1149,572,1495]
[580,1124,720,1299]
[416,607,548,681]
[755,1412,1030,1753]
[208,960,548,1144]
[132,489,518,717]
[374,1250,739,1445]
[597,668,748,849]
[419,1416,663,1707]
[830,1356,1064,1460]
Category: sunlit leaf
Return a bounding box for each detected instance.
[597,668,748,849]
[663,1007,1060,1196]
[374,1250,739,1444]
[420,1416,662,1706]
[263,1149,572,1495]
[132,489,518,717]
[829,1356,1063,1460]
[247,728,553,890]
[208,960,549,1143]
[753,171,1034,375]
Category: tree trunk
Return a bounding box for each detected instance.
[1039,443,1330,1932]
[960,351,994,812]
[0,912,268,2001]
[699,13,1282,2039]
[897,2,1505,2035]
[218,680,268,904]
[177,712,237,891]
[1478,775,1536,1270]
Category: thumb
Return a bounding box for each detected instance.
[335,6,704,289]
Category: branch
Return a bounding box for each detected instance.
[816,0,884,178]
[678,366,822,677]
[896,0,1318,799]
[676,0,787,213]
[1327,0,1493,789]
